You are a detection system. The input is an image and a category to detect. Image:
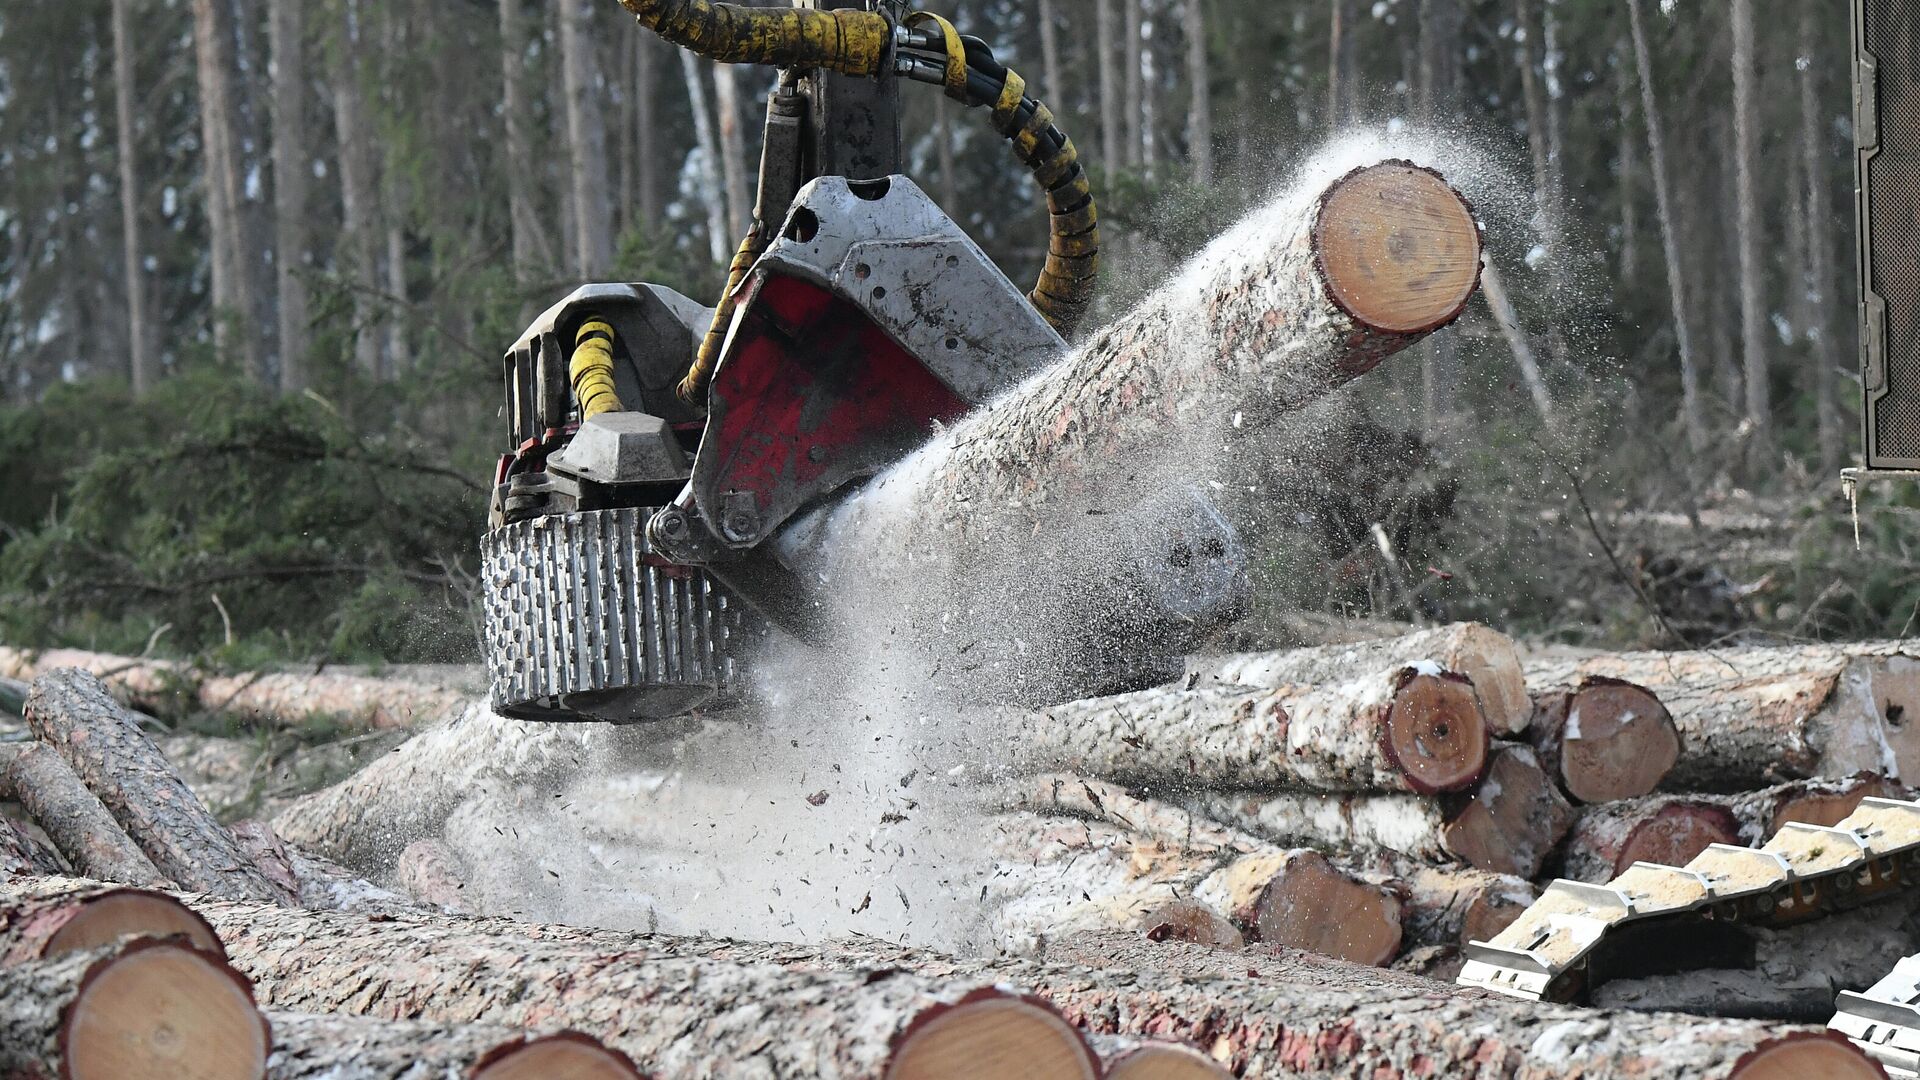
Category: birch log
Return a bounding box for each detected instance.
[788,161,1482,704]
[1524,645,1918,788]
[25,669,284,903]
[1527,676,1680,802]
[0,876,223,964]
[1009,666,1489,794]
[182,897,1884,1080]
[267,1014,646,1080]
[5,742,169,887]
[1557,796,1744,884]
[1189,622,1529,736]
[0,939,269,1080]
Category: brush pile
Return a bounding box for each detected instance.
[3,623,1913,1078]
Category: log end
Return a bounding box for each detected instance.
[1441,745,1574,878]
[1382,671,1489,794]
[1613,801,1742,879]
[1450,624,1530,736]
[1559,678,1680,803]
[61,939,269,1080]
[1769,773,1907,836]
[1313,162,1482,337]
[43,888,225,961]
[1138,899,1245,949]
[1728,1032,1886,1080]
[471,1031,647,1080]
[1105,1043,1232,1080]
[886,989,1100,1080]
[1249,850,1403,967]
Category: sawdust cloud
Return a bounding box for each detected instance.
[441,125,1590,954]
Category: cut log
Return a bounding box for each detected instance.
[266,1013,646,1080]
[787,161,1481,705]
[1008,665,1489,795]
[1099,1040,1232,1080]
[1195,848,1402,965]
[228,819,415,913]
[395,837,472,912]
[1434,742,1574,878]
[1557,796,1744,884]
[1189,622,1530,736]
[1352,855,1536,951]
[1528,676,1680,802]
[26,669,283,903]
[1136,900,1243,949]
[184,897,1883,1080]
[1724,772,1909,842]
[6,741,170,887]
[0,938,269,1080]
[271,701,602,870]
[1524,647,1907,789]
[0,876,223,964]
[1,817,65,876]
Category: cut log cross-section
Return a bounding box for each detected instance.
[0,877,223,965]
[1529,677,1680,803]
[0,938,269,1080]
[1101,1042,1232,1080]
[25,669,285,903]
[267,1014,648,1080]
[5,741,169,887]
[1558,797,1744,884]
[1190,622,1531,736]
[1009,665,1489,795]
[1201,848,1404,966]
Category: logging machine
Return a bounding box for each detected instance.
[481,0,1103,723]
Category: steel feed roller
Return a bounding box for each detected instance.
[482,1,1209,724]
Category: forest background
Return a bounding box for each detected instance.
[0,0,1890,669]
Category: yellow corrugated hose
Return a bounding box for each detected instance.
[570,320,623,419]
[615,0,889,75]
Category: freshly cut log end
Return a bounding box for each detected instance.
[41,888,224,961]
[1138,900,1244,949]
[1762,773,1906,835]
[1314,161,1482,336]
[886,989,1100,1080]
[471,1031,646,1080]
[1248,850,1402,967]
[1728,1032,1886,1080]
[1105,1043,1232,1080]
[61,939,269,1080]
[1553,678,1680,803]
[1439,743,1574,878]
[1563,798,1742,884]
[1380,670,1488,794]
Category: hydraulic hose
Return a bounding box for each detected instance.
[615,0,888,75]
[678,226,766,404]
[570,319,624,419]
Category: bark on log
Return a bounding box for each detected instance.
[1723,772,1909,843]
[184,897,1884,1080]
[1194,847,1403,965]
[25,669,284,903]
[5,742,169,887]
[1135,900,1243,949]
[228,819,416,913]
[271,701,603,870]
[1527,676,1680,802]
[1524,646,1911,789]
[788,161,1482,705]
[395,837,472,912]
[1,817,65,877]
[1557,796,1744,884]
[0,939,269,1080]
[1188,622,1530,736]
[0,876,223,964]
[1008,665,1490,795]
[266,1013,647,1080]
[1350,854,1536,951]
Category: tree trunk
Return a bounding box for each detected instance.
[226,820,413,914]
[0,877,224,965]
[1800,3,1845,473]
[935,95,958,209]
[267,1013,644,1080]
[1515,0,1553,216]
[1124,0,1144,168]
[636,33,663,229]
[192,0,258,376]
[1183,0,1212,182]
[1039,0,1063,103]
[561,0,613,276]
[1188,622,1530,736]
[1616,38,1640,285]
[1097,0,1122,170]
[0,940,269,1080]
[1527,677,1680,803]
[1476,261,1557,424]
[1557,796,1744,884]
[793,162,1480,705]
[185,898,1885,1080]
[1731,0,1771,464]
[1007,666,1490,794]
[329,0,385,378]
[268,0,309,391]
[4,743,168,888]
[500,0,552,274]
[24,670,284,904]
[1327,0,1351,125]
[713,62,752,238]
[110,0,155,396]
[1196,847,1403,965]
[679,51,731,264]
[1626,0,1705,454]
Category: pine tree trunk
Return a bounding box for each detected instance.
[110,0,154,396]
[1731,0,1771,463]
[1327,0,1351,125]
[1183,0,1212,181]
[0,818,64,877]
[1800,4,1845,472]
[1038,0,1063,102]
[1627,0,1705,453]
[1477,262,1557,424]
[713,63,752,237]
[268,0,308,392]
[1097,0,1122,170]
[4,743,168,888]
[329,0,385,378]
[1124,0,1144,168]
[1527,677,1680,803]
[935,95,958,209]
[636,33,663,228]
[679,51,731,264]
[561,0,613,276]
[192,0,247,371]
[499,0,551,274]
[1615,38,1640,285]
